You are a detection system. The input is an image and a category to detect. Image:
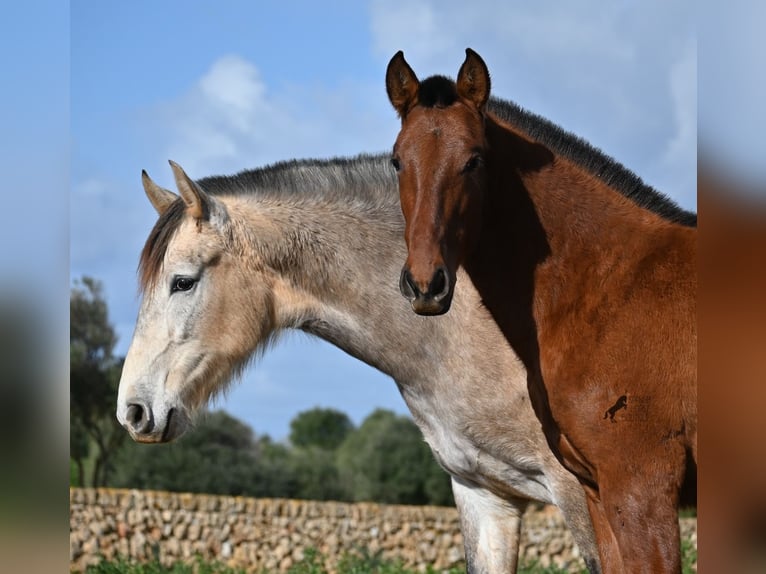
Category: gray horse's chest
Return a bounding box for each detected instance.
[400,386,553,504]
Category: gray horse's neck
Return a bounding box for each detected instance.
[229,193,509,401]
[263,198,455,384]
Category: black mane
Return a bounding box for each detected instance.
[415,74,696,227]
[486,97,696,227]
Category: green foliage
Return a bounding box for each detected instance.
[80,550,592,574]
[334,547,417,574]
[107,405,454,507]
[288,445,345,501]
[681,536,698,574]
[85,545,700,574]
[289,407,353,450]
[285,408,353,501]
[337,409,453,506]
[112,410,269,497]
[516,561,584,574]
[285,547,326,574]
[77,550,464,574]
[246,437,297,499]
[70,276,127,487]
[78,556,246,573]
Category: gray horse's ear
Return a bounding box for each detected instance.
[386,50,420,119]
[142,170,178,216]
[456,48,491,111]
[168,160,209,220]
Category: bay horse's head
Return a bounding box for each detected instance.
[386,48,490,315]
[116,162,273,443]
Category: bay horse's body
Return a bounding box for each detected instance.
[386,50,696,573]
[116,156,601,572]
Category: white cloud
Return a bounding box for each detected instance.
[653,37,697,207]
[370,0,455,65]
[151,55,398,179]
[665,39,697,166]
[370,1,633,74]
[157,54,299,175]
[198,55,268,126]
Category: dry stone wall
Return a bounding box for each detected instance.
[70,488,696,572]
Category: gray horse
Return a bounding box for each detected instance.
[116,155,599,573]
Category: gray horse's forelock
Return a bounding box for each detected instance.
[139,199,186,294]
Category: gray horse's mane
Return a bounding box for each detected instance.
[139,154,399,293]
[197,153,399,211]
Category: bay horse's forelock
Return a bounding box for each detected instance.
[387,50,696,574]
[120,154,604,573]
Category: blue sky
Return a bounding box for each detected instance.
[70,1,698,441]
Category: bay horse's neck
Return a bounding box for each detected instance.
[466,116,690,369]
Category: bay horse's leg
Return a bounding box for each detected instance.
[451,477,526,573]
[600,459,685,574]
[583,485,624,574]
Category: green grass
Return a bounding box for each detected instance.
[77,556,246,573]
[681,537,698,574]
[75,550,571,574]
[75,541,698,574]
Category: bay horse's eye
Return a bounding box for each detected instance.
[390,157,401,172]
[171,276,196,293]
[462,155,482,174]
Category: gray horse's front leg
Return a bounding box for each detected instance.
[451,477,527,573]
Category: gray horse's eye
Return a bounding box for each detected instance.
[171,276,196,293]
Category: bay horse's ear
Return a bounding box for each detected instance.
[456,48,491,111]
[142,170,179,216]
[168,160,208,220]
[386,50,420,119]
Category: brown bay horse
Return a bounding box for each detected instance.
[116,155,601,572]
[386,49,696,573]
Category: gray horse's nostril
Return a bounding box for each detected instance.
[126,401,154,435]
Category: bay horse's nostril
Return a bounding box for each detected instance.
[429,266,450,300]
[126,401,154,435]
[399,267,419,300]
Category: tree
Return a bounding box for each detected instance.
[287,445,346,501]
[70,277,126,487]
[289,407,354,450]
[336,409,453,506]
[112,410,295,497]
[284,407,354,501]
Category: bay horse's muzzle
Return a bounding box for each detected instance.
[399,265,453,315]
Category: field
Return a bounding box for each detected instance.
[77,541,698,574]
